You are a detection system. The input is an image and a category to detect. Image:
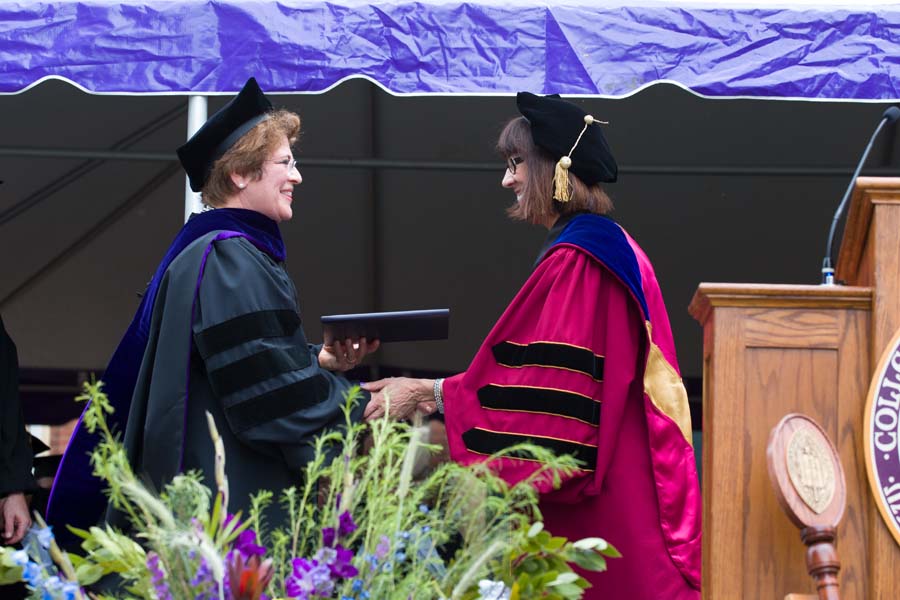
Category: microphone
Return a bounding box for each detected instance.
[822,106,900,284]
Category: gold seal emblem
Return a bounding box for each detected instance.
[786,426,836,514]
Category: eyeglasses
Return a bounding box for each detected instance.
[270,157,299,172]
[506,156,524,174]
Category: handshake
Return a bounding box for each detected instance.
[361,377,439,421]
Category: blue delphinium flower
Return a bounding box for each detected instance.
[22,562,43,587]
[36,526,54,549]
[41,575,62,600]
[61,582,81,600]
[365,553,378,571]
[10,549,28,567]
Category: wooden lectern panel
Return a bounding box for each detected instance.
[835,177,900,597]
[690,285,872,600]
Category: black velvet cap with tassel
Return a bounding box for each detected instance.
[177,77,273,192]
[516,92,617,201]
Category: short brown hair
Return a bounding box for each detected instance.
[497,116,613,224]
[202,109,301,206]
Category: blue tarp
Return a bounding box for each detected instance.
[2,1,900,99]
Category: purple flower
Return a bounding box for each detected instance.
[314,545,358,579]
[286,558,334,599]
[337,511,357,537]
[375,535,390,559]
[330,546,359,578]
[147,552,173,600]
[322,527,336,547]
[190,557,210,586]
[190,557,218,600]
[234,529,266,558]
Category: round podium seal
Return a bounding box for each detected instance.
[864,326,900,547]
[768,414,845,529]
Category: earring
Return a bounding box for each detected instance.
[237,183,246,189]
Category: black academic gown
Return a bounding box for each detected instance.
[0,316,37,499]
[111,232,365,528]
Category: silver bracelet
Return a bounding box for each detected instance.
[433,378,445,414]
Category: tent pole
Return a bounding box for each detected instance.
[184,95,207,222]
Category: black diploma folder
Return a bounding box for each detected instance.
[321,308,449,344]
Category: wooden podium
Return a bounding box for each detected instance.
[689,177,900,599]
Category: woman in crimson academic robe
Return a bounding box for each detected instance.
[362,92,701,599]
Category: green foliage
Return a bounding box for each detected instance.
[66,525,147,585]
[162,472,211,526]
[249,387,618,599]
[0,547,24,585]
[505,525,620,600]
[6,379,619,599]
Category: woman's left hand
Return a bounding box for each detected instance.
[361,377,434,421]
[319,337,380,372]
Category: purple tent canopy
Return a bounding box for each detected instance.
[2,1,900,99]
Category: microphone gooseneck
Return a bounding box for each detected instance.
[821,106,900,284]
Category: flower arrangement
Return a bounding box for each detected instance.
[0,380,619,599]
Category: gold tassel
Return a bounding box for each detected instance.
[553,155,572,202]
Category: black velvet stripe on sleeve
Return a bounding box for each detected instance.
[477,385,600,426]
[208,346,312,398]
[224,374,330,433]
[195,309,300,359]
[461,428,597,471]
[492,341,603,380]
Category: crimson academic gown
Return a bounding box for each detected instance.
[442,214,701,599]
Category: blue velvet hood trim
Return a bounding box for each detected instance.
[47,208,284,540]
[552,214,650,321]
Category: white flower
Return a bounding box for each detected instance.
[10,549,29,566]
[477,579,511,600]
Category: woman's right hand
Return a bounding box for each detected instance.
[319,337,379,371]
[361,377,435,421]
